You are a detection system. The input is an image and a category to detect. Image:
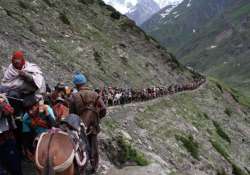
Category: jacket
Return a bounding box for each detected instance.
[69,87,107,119]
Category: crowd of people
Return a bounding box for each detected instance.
[0,50,205,175]
[96,77,205,106]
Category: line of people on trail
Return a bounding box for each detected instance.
[0,51,106,174]
[96,78,205,106]
[0,50,205,175]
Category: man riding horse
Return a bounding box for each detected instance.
[1,50,46,115]
[22,94,56,160]
[69,72,107,173]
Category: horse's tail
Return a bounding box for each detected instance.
[42,133,55,175]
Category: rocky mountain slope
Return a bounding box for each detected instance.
[0,0,250,175]
[100,78,250,175]
[142,0,250,97]
[0,0,195,88]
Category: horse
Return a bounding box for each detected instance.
[78,104,102,173]
[35,126,88,175]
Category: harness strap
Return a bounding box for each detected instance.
[35,131,76,172]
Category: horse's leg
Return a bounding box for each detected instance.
[88,134,99,173]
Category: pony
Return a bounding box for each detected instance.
[35,125,88,175]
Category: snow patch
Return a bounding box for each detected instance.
[187,0,191,7]
[174,14,180,18]
[172,11,178,15]
[160,5,177,18]
[154,0,184,9]
[210,45,217,49]
[207,45,217,50]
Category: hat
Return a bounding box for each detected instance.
[73,72,87,85]
[23,94,39,108]
[12,50,25,69]
[12,50,24,60]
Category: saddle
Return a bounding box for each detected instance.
[60,114,90,167]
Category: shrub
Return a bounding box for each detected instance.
[117,138,149,166]
[203,113,209,119]
[59,12,71,26]
[215,82,223,93]
[111,11,121,20]
[18,1,31,9]
[176,134,200,160]
[232,163,247,175]
[224,108,232,116]
[213,121,231,143]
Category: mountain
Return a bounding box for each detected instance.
[103,0,183,25]
[1,0,250,175]
[154,0,183,8]
[103,0,137,14]
[126,0,160,25]
[142,0,250,97]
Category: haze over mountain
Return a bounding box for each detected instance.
[0,0,250,175]
[142,0,250,97]
[103,0,183,25]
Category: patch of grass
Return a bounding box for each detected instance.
[176,134,200,160]
[211,135,247,175]
[210,139,230,161]
[230,88,250,107]
[117,137,149,166]
[213,121,231,143]
[209,77,250,107]
[103,119,118,131]
[224,108,232,117]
